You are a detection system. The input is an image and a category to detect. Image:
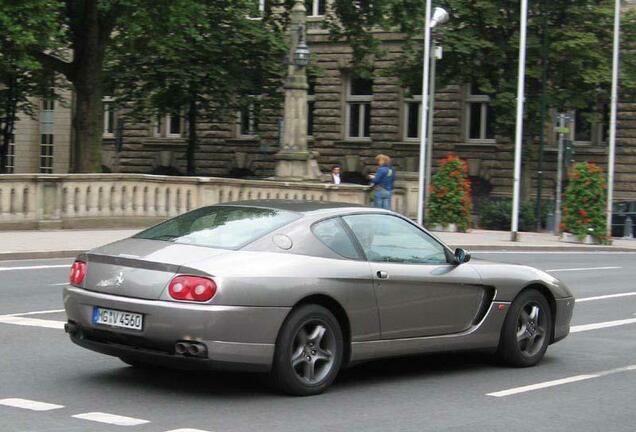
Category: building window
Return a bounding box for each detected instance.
[308,77,316,136]
[42,98,54,111]
[572,105,608,146]
[403,84,422,140]
[237,99,259,137]
[39,134,54,173]
[465,83,495,141]
[153,113,183,138]
[168,114,182,137]
[103,97,116,138]
[39,96,55,173]
[306,0,326,16]
[346,76,373,140]
[6,133,15,174]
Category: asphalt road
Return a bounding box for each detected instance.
[1,252,635,432]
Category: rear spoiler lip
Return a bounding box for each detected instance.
[84,253,213,278]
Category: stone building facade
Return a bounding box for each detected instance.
[7,0,636,204]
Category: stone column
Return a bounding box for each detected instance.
[274,0,321,181]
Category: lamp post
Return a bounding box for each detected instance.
[417,5,449,226]
[274,0,320,180]
[510,0,528,242]
[424,31,444,221]
[606,0,621,241]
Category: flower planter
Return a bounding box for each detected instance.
[428,223,459,233]
[560,232,602,245]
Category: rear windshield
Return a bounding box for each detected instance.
[134,206,300,249]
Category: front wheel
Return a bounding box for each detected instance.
[271,304,343,396]
[497,289,553,367]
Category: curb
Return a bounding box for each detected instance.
[0,250,84,261]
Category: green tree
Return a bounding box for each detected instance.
[0,0,287,174]
[0,0,141,172]
[106,0,286,175]
[0,1,61,173]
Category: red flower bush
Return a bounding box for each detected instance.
[562,162,607,241]
[428,154,472,231]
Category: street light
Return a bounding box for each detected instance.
[424,22,446,222]
[417,4,449,226]
[606,0,621,241]
[294,24,310,67]
[430,7,449,28]
[510,0,528,241]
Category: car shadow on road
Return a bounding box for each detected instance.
[73,349,563,398]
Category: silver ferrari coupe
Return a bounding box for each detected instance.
[64,201,575,395]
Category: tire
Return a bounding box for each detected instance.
[271,304,344,396]
[497,289,553,367]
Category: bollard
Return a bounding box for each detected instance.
[624,216,633,239]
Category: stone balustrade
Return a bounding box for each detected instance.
[0,174,416,230]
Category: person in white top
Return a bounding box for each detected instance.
[331,165,342,185]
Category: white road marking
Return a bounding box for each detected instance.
[571,317,636,333]
[487,375,598,397]
[0,315,65,329]
[72,412,150,426]
[545,266,621,272]
[5,309,65,316]
[487,364,636,397]
[577,292,636,303]
[0,398,64,411]
[0,264,69,272]
[164,429,213,432]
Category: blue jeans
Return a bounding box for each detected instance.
[374,188,392,210]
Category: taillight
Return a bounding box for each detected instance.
[69,260,87,286]
[168,275,216,302]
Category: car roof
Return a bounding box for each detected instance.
[217,199,377,215]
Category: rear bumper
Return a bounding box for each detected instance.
[553,296,575,343]
[63,286,291,371]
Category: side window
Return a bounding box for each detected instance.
[312,218,360,260]
[343,214,448,264]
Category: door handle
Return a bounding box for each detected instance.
[376,270,389,279]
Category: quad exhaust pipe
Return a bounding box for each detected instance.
[174,340,207,358]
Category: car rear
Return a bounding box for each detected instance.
[63,205,300,371]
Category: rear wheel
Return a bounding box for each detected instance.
[497,289,553,367]
[271,304,343,396]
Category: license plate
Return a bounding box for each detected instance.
[92,307,143,331]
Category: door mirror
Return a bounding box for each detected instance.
[453,248,471,265]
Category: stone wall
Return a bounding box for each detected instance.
[0,173,418,230]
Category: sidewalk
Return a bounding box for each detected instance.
[0,229,140,260]
[437,229,636,251]
[0,228,634,261]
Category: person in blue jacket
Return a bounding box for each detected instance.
[369,154,395,210]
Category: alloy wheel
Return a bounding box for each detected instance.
[290,320,336,384]
[516,302,547,357]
